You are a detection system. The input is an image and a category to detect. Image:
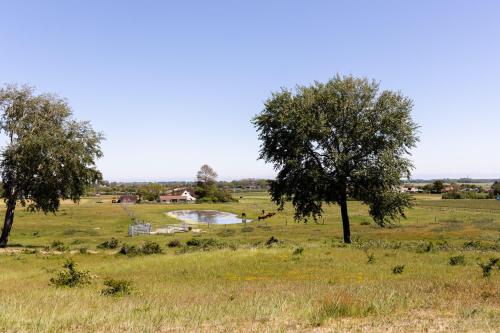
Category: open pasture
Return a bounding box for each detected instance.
[1,194,499,332]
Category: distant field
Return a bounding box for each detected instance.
[1,194,499,332]
[416,198,500,211]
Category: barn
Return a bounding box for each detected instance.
[159,190,196,203]
[118,195,138,204]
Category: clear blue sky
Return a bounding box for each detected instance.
[1,1,499,181]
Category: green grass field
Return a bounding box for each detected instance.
[1,194,499,332]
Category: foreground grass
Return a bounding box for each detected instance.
[1,194,499,332]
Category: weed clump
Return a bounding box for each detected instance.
[365,250,375,264]
[79,247,88,254]
[101,278,132,296]
[50,240,68,252]
[449,255,465,266]
[50,259,91,287]
[293,247,304,255]
[416,241,434,253]
[311,295,375,326]
[22,248,39,255]
[478,258,499,278]
[463,241,481,250]
[265,236,279,247]
[392,265,405,274]
[97,238,119,249]
[167,239,181,248]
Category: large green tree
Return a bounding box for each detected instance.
[492,181,500,196]
[253,75,418,243]
[138,183,165,201]
[0,85,103,247]
[432,180,444,193]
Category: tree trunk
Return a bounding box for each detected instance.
[339,191,351,244]
[0,199,16,248]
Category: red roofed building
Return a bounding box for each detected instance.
[160,190,196,203]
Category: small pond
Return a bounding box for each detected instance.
[166,210,251,225]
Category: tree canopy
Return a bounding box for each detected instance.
[194,164,235,203]
[253,75,418,243]
[0,85,103,247]
[492,181,500,196]
[196,164,218,186]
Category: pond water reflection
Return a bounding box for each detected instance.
[166,210,251,225]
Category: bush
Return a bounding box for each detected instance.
[50,240,68,252]
[167,239,181,248]
[449,255,466,266]
[463,241,481,250]
[360,220,370,226]
[50,259,91,287]
[186,238,201,247]
[118,244,140,256]
[101,278,132,296]
[79,247,88,254]
[265,236,279,247]
[442,192,492,199]
[97,238,119,249]
[118,242,163,256]
[416,241,434,253]
[141,241,163,255]
[478,258,499,278]
[292,247,304,255]
[392,265,405,274]
[184,238,223,251]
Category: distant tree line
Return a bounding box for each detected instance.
[85,178,269,197]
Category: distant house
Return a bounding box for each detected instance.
[159,190,196,203]
[404,187,422,193]
[118,195,138,204]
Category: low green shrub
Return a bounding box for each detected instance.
[101,278,132,296]
[97,238,119,249]
[118,244,140,256]
[292,247,304,255]
[50,240,68,252]
[140,241,162,255]
[392,265,405,274]
[265,236,279,247]
[167,239,181,248]
[478,258,499,278]
[118,242,163,256]
[50,260,91,287]
[183,238,226,251]
[416,241,434,253]
[449,255,465,266]
[186,238,201,247]
[463,241,481,250]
